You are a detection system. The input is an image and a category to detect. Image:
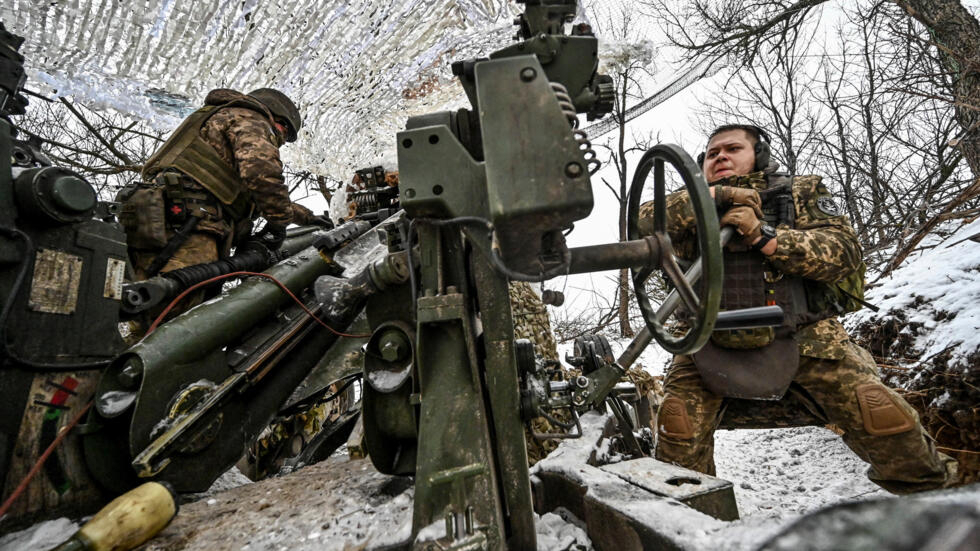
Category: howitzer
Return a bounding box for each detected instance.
[0,19,402,527]
[347,1,784,548]
[83,217,406,493]
[0,4,791,544]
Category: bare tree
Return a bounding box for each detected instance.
[811,5,972,271]
[692,17,824,175]
[591,4,659,338]
[13,96,164,196]
[650,0,979,274]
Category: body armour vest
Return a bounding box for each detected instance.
[693,173,817,400]
[141,98,275,215]
[711,174,820,349]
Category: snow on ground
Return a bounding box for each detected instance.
[0,337,930,551]
[0,517,77,551]
[0,424,922,551]
[714,427,886,522]
[848,218,980,366]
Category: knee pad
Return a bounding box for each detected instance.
[855,383,914,436]
[658,396,694,439]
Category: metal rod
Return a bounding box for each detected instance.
[566,238,662,274]
[617,227,735,367]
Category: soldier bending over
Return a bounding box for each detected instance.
[119,88,330,329]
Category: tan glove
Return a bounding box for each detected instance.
[720,205,763,245]
[290,202,314,225]
[715,185,763,219]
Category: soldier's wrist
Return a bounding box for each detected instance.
[750,224,778,254]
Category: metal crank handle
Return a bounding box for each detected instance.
[618,228,734,367]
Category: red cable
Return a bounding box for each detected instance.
[146,271,371,338]
[0,401,93,520]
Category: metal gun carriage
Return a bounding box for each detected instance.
[0,3,801,549]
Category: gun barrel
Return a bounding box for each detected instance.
[84,221,403,492]
[120,222,374,314]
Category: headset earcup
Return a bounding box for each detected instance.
[697,152,705,167]
[754,141,771,172]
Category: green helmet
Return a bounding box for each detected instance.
[247,88,302,142]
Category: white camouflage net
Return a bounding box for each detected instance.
[1,0,519,180]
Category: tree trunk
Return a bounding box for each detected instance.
[879,0,980,274]
[616,77,634,338]
[892,0,980,177]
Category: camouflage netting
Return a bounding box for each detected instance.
[1,0,519,181]
[853,309,980,485]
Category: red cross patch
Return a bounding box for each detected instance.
[170,204,183,215]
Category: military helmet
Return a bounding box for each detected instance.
[247,88,302,142]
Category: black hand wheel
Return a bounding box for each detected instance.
[626,144,722,355]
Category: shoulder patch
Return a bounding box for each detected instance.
[816,196,840,216]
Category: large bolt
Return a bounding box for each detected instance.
[520,67,537,82]
[381,340,402,362]
[378,329,410,362]
[565,162,583,178]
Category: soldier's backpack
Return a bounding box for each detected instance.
[806,261,877,315]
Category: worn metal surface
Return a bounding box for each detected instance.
[83,246,365,493]
[478,55,592,275]
[28,248,82,314]
[0,371,106,531]
[601,458,739,521]
[411,230,505,549]
[471,255,536,550]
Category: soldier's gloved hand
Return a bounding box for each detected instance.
[714,185,763,219]
[310,215,334,229]
[719,205,763,245]
[254,221,287,251]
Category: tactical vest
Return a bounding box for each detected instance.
[711,174,820,349]
[141,98,275,220]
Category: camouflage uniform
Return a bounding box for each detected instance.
[642,172,956,494]
[123,89,315,326]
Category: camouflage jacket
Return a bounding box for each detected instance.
[195,89,295,227]
[639,172,861,360]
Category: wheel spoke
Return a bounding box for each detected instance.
[659,244,700,313]
[654,159,666,234]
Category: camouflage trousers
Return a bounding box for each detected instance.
[127,233,221,340]
[655,340,957,494]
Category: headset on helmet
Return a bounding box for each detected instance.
[247,88,302,143]
[696,124,771,173]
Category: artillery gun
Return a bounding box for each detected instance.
[0,20,385,525]
[350,0,783,548]
[0,2,791,547]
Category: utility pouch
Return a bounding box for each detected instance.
[693,336,800,400]
[118,184,168,249]
[159,172,189,225]
[710,326,775,349]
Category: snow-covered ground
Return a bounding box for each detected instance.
[0,329,897,551]
[849,218,980,369]
[0,423,894,551]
